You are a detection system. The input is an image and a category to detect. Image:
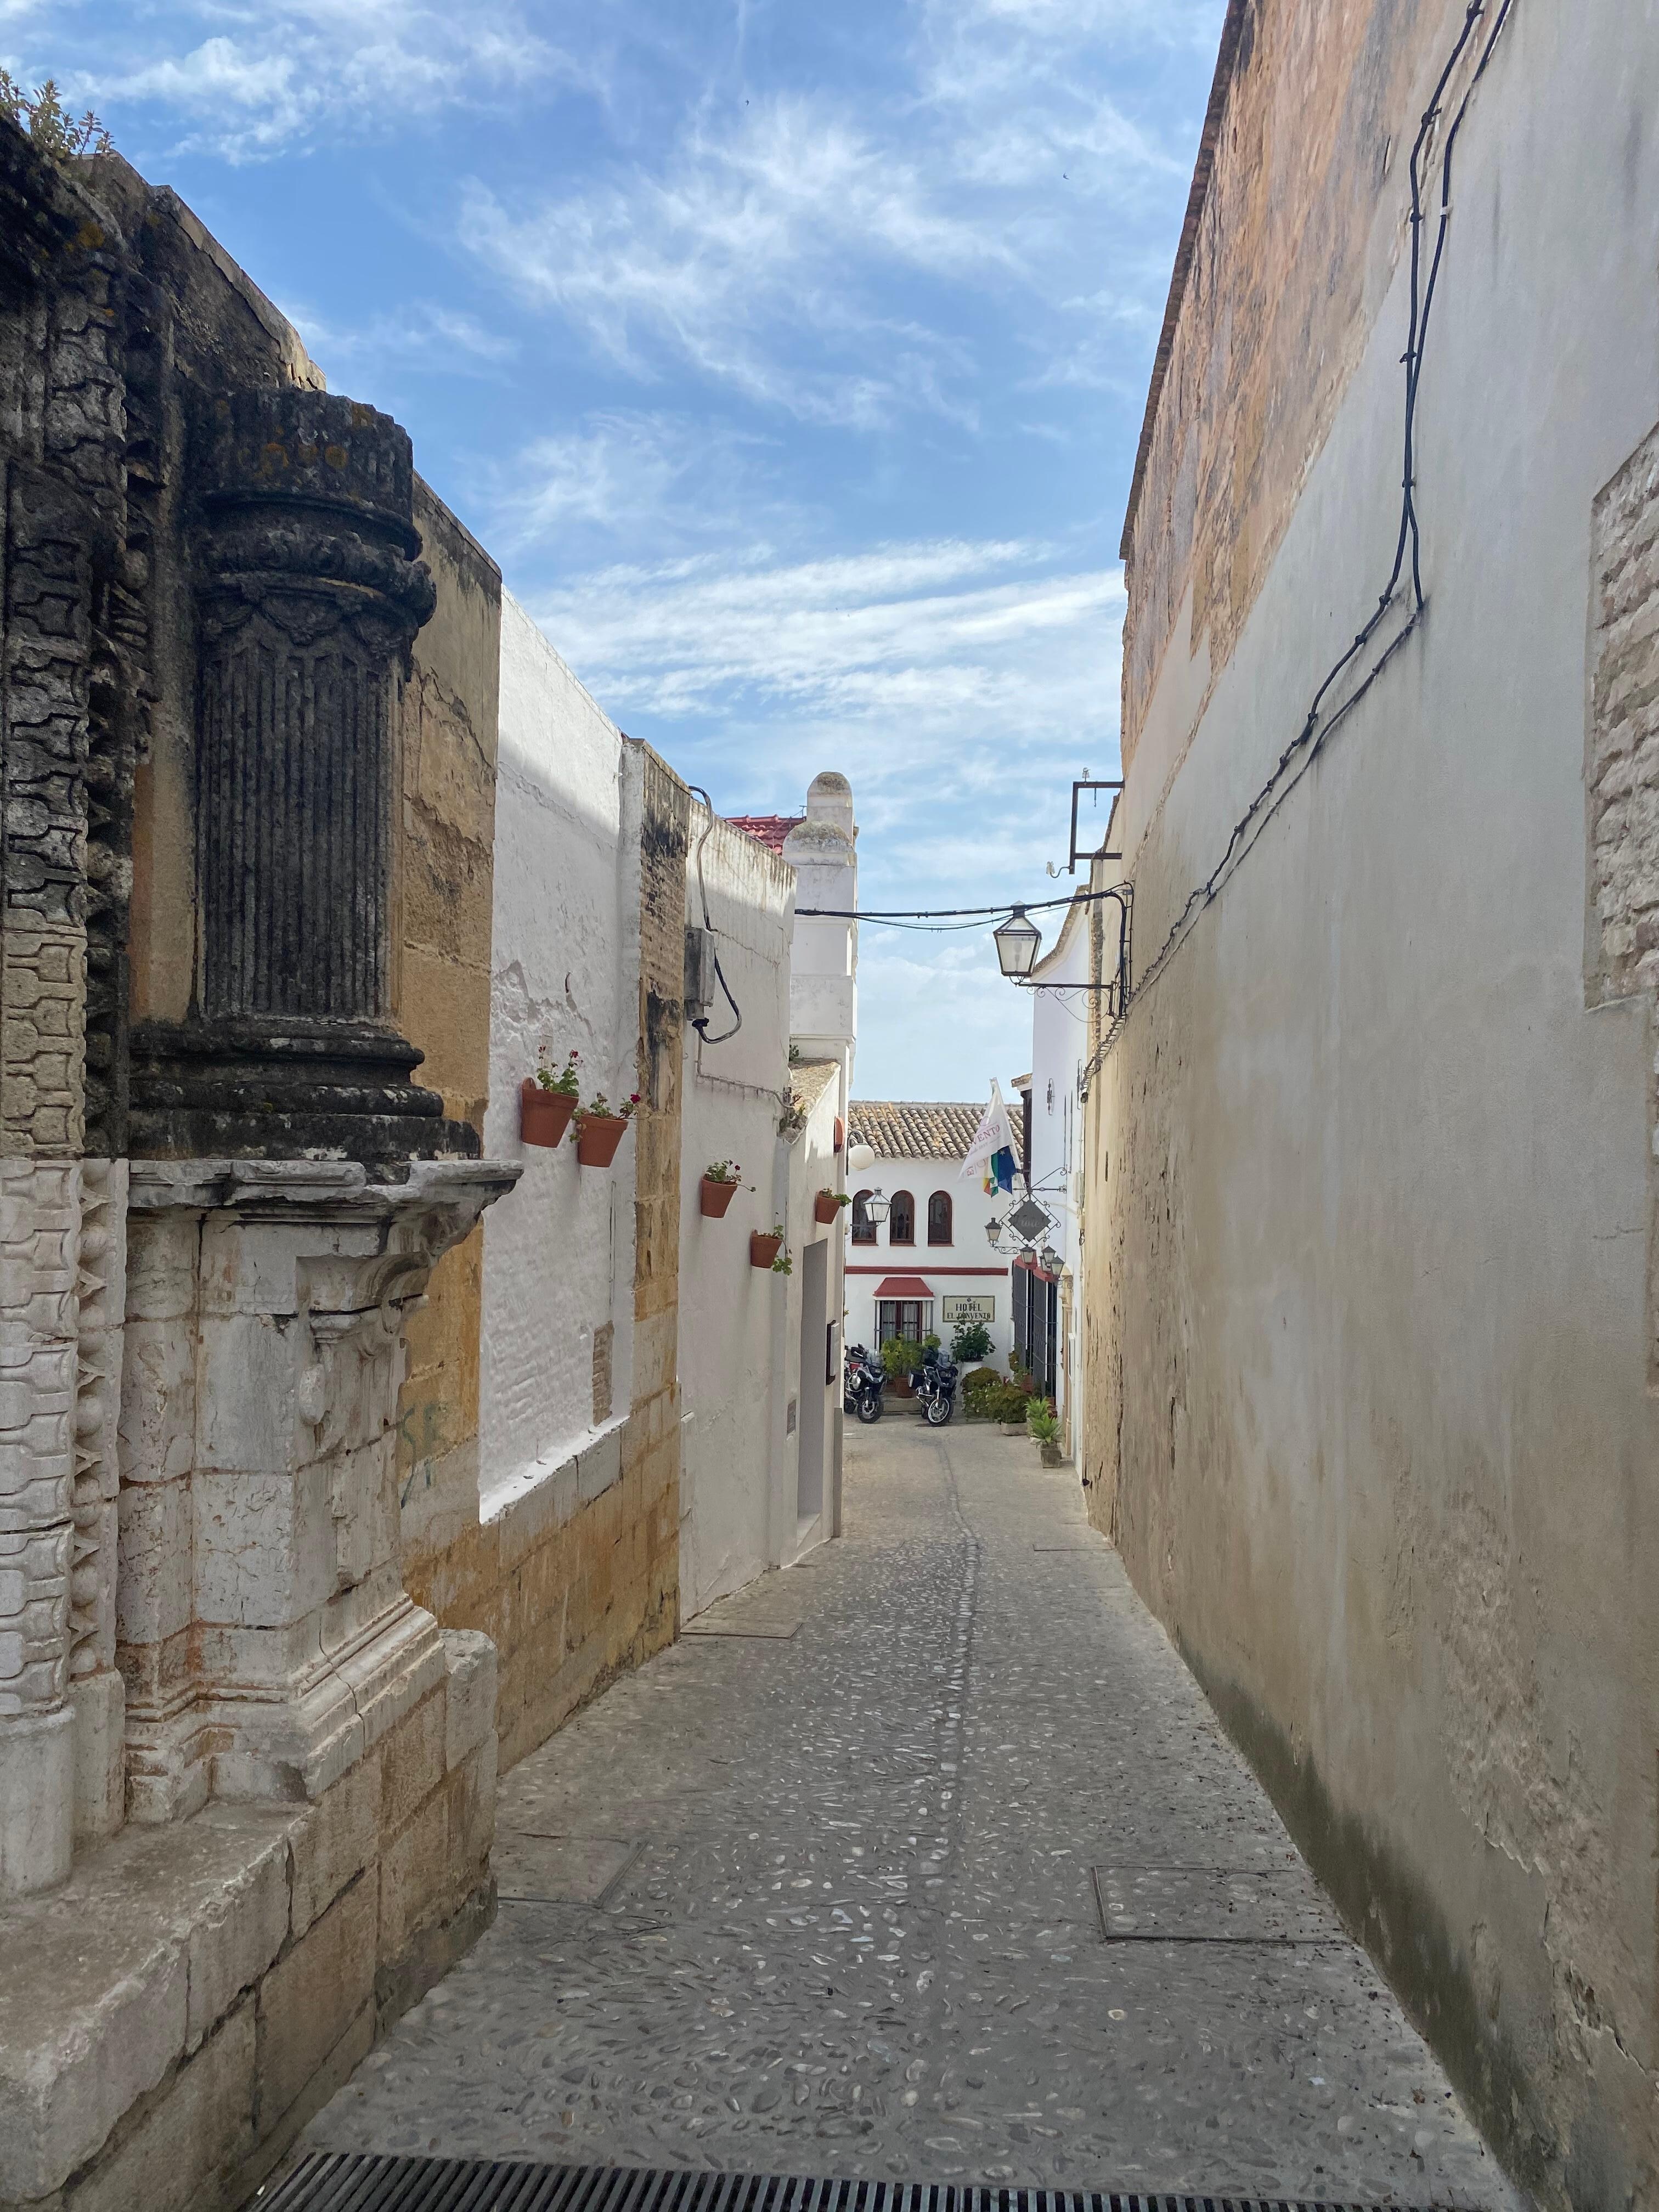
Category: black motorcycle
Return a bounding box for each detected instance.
[843,1343,885,1424]
[913,1344,959,1426]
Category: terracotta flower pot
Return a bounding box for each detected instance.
[700,1176,738,1218]
[749,1232,783,1269]
[520,1079,576,1149]
[575,1114,630,1167]
[889,1373,915,1398]
[813,1192,843,1224]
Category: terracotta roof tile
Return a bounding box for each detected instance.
[847,1100,1023,1166]
[727,814,804,855]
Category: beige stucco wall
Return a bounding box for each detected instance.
[1087,3,1659,2207]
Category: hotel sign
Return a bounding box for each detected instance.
[943,1294,995,1326]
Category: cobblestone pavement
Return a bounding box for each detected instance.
[306,1420,1516,2207]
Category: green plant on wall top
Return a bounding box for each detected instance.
[950,1320,992,1363]
[0,73,112,160]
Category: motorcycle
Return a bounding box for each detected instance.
[843,1343,886,1424]
[913,1343,960,1426]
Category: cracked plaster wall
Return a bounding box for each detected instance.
[1087,4,1659,2208]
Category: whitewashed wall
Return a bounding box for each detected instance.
[676,811,796,1617]
[478,596,639,1517]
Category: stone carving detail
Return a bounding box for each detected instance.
[1,461,92,1161]
[129,389,477,1172]
[67,1157,126,1842]
[191,390,435,1025]
[119,1155,516,1821]
[0,1158,78,1892]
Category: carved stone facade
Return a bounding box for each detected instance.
[0,116,519,2211]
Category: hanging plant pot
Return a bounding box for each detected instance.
[814,1191,844,1225]
[749,1232,783,1269]
[520,1079,577,1149]
[700,1177,738,1218]
[575,1115,630,1167]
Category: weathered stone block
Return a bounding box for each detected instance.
[288,1750,380,1938]
[65,1999,256,2212]
[379,1684,446,1835]
[377,1787,449,1958]
[69,1667,124,1844]
[254,1875,376,2128]
[0,1706,75,1898]
[183,1820,290,2051]
[441,1626,496,1770]
[192,1464,334,1629]
[0,1897,187,2199]
[447,1729,496,1884]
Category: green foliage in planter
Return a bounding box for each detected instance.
[950,1320,992,1363]
[704,1159,743,1183]
[817,1188,851,1209]
[771,1248,793,1276]
[879,1336,923,1382]
[963,1367,1029,1423]
[1026,1400,1062,1444]
[535,1047,581,1096]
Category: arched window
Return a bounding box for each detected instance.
[889,1190,915,1245]
[851,1189,877,1244]
[927,1191,952,1245]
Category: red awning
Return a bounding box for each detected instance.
[873,1276,933,1299]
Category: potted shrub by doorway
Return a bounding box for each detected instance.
[814,1188,851,1225]
[520,1047,580,1148]
[1028,1400,1064,1468]
[700,1160,744,1217]
[749,1225,785,1269]
[573,1091,639,1167]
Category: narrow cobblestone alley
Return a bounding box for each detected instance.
[297,1424,1513,2208]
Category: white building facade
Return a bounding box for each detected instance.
[842,1104,1016,1368]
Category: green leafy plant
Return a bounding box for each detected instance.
[817,1188,851,1210]
[950,1320,992,1363]
[0,72,112,160]
[575,1089,641,1125]
[963,1367,1029,1422]
[535,1046,580,1097]
[703,1159,743,1184]
[788,1043,802,1064]
[777,1097,808,1140]
[879,1336,923,1383]
[771,1249,793,1276]
[1027,1400,1062,1446]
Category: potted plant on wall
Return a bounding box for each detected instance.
[814,1188,851,1225]
[750,1224,786,1269]
[574,1090,640,1167]
[521,1047,580,1148]
[700,1160,744,1218]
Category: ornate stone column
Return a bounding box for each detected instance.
[130,387,476,1174]
[119,1155,516,1820]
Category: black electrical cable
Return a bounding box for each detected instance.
[1084,0,1515,1083]
[685,786,743,1045]
[797,886,1127,923]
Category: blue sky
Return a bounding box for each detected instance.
[13,0,1223,1098]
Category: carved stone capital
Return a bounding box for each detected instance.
[118,1155,517,1818]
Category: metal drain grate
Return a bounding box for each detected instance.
[257,2155,1435,2212]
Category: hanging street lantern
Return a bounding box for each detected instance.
[985,1215,1003,1248]
[993,905,1041,981]
[1039,1243,1062,1274]
[862,1188,891,1226]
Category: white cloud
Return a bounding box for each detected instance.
[461,95,1010,428]
[284,299,516,380]
[59,1,588,158]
